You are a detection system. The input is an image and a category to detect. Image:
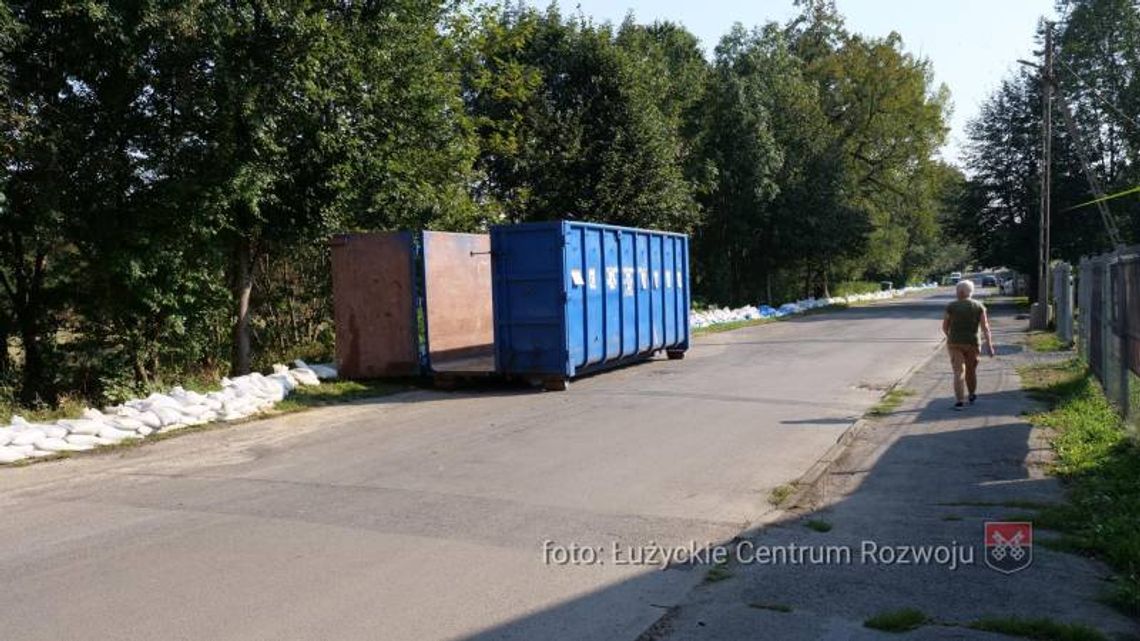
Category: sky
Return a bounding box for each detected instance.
[549,0,1059,167]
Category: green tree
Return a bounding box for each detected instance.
[461,4,698,229]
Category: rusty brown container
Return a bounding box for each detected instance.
[330,231,496,379]
[330,232,419,378]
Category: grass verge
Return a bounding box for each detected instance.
[804,519,833,532]
[1018,357,1140,615]
[704,560,733,583]
[863,608,928,633]
[768,483,796,506]
[867,388,914,417]
[273,380,406,413]
[967,617,1107,641]
[1026,331,1069,353]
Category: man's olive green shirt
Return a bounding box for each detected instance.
[946,298,985,346]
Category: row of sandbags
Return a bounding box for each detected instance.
[689,283,938,329]
[0,360,337,465]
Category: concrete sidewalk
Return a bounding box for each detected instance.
[651,305,1137,640]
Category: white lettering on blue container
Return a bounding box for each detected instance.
[605,267,618,291]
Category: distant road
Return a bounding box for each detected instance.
[0,291,949,641]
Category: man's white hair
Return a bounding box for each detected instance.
[956,279,975,298]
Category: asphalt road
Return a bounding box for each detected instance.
[0,291,949,641]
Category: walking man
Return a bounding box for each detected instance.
[942,279,995,410]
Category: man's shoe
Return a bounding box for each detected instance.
[953,402,965,411]
[969,394,977,404]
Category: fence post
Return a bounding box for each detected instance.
[1053,262,1074,345]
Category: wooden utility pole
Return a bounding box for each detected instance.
[1031,23,1054,330]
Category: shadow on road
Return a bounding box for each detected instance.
[447,393,1054,640]
[450,307,1127,641]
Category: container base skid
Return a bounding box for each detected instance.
[666,349,686,360]
[541,377,567,392]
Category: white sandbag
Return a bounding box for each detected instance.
[290,368,320,387]
[97,426,142,443]
[32,436,76,452]
[293,359,336,380]
[0,428,12,447]
[58,419,105,436]
[177,403,212,419]
[108,416,146,432]
[268,372,297,393]
[0,446,29,464]
[109,405,140,418]
[41,424,70,439]
[137,393,183,412]
[65,434,102,447]
[134,411,163,429]
[169,386,208,405]
[11,429,45,447]
[256,377,287,402]
[152,407,186,427]
[82,408,107,421]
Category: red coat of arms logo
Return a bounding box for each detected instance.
[984,521,1033,574]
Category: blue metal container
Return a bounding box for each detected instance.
[491,221,690,388]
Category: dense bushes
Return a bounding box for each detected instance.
[0,0,961,411]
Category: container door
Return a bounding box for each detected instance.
[620,231,637,358]
[677,237,690,346]
[649,235,664,349]
[492,224,568,376]
[583,227,605,366]
[663,237,677,346]
[565,227,587,370]
[422,231,495,373]
[636,234,651,353]
[603,230,622,361]
[330,232,419,378]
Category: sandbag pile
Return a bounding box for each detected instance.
[0,361,338,465]
[689,283,938,330]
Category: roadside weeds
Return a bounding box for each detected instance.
[1017,357,1140,617]
[861,608,1109,640]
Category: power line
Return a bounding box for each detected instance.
[1059,58,1140,133]
[1061,184,1140,213]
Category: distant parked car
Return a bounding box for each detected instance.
[949,271,962,284]
[981,275,997,287]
